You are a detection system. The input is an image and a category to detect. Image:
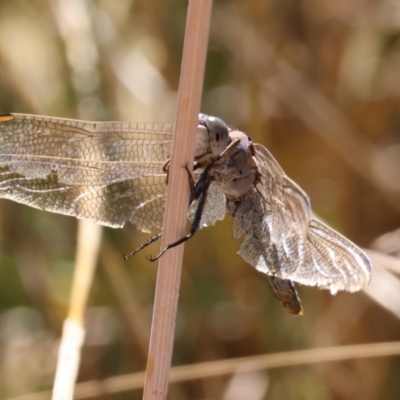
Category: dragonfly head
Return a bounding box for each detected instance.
[195,114,230,166]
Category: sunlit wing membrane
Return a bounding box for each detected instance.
[253,144,312,273]
[189,184,227,227]
[229,145,372,294]
[0,113,225,231]
[302,219,372,292]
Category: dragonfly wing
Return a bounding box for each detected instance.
[188,183,227,228]
[227,189,303,314]
[0,113,173,230]
[0,171,168,230]
[228,187,277,271]
[294,218,372,293]
[229,144,372,294]
[253,144,312,274]
[0,113,174,166]
[0,113,229,231]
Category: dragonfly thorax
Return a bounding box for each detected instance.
[211,130,258,200]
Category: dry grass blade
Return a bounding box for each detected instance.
[142,1,213,399]
[8,341,400,400]
[366,249,400,276]
[52,221,102,400]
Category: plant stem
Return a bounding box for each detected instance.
[142,1,213,399]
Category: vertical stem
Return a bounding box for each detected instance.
[52,220,102,400]
[142,1,213,399]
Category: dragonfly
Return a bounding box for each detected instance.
[0,112,372,315]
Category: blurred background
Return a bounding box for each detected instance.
[0,0,399,399]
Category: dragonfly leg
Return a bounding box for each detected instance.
[163,161,198,201]
[126,165,207,262]
[124,232,162,260]
[184,164,197,202]
[148,174,211,262]
[162,159,171,184]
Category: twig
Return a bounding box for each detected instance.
[8,341,400,399]
[52,221,102,400]
[366,249,400,276]
[142,1,213,399]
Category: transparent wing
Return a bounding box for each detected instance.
[0,113,224,232]
[228,145,372,293]
[303,219,372,292]
[188,183,227,227]
[253,144,312,273]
